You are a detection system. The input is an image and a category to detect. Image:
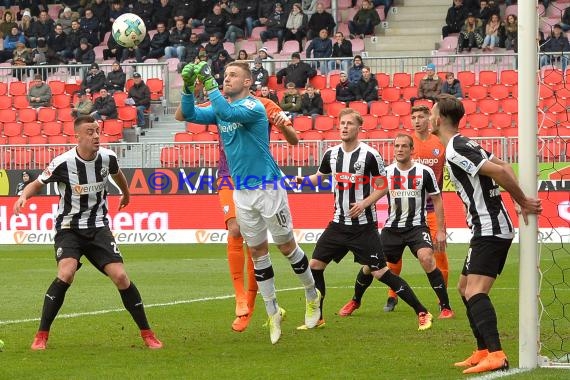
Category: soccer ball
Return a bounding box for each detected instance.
[112,13,147,48]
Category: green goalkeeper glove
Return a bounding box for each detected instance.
[194,61,218,91]
[181,63,198,94]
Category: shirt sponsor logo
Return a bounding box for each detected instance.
[73,182,105,195]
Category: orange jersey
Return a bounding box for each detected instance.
[256,96,293,129]
[412,134,445,188]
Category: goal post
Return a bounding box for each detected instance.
[518,1,539,370]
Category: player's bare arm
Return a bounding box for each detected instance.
[174,105,185,121]
[111,169,130,210]
[480,158,542,224]
[431,194,447,250]
[295,171,324,186]
[13,180,44,215]
[274,113,299,145]
[348,177,388,219]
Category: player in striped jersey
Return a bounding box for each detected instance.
[302,109,434,331]
[13,116,162,351]
[381,105,452,316]
[430,94,542,374]
[176,61,321,344]
[339,133,453,320]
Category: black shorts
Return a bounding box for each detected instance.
[312,222,386,271]
[461,236,513,278]
[54,227,123,274]
[380,226,433,264]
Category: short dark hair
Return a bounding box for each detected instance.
[395,133,414,149]
[74,115,97,131]
[435,94,465,127]
[411,105,430,115]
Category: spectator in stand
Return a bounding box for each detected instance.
[29,10,55,49]
[540,24,570,71]
[458,12,483,52]
[109,1,125,31]
[180,33,202,66]
[411,63,442,105]
[486,0,500,19]
[153,0,174,29]
[71,90,93,118]
[0,11,17,39]
[134,0,154,30]
[82,63,107,94]
[48,24,69,63]
[283,3,308,51]
[224,4,245,43]
[57,7,75,35]
[28,74,52,108]
[106,61,127,94]
[0,26,25,63]
[251,57,270,91]
[301,84,323,116]
[476,0,492,25]
[16,171,34,196]
[242,0,258,38]
[302,0,318,15]
[481,13,502,52]
[561,7,570,32]
[306,2,336,41]
[330,31,353,72]
[165,19,190,59]
[504,14,518,50]
[122,32,151,62]
[348,55,365,84]
[12,41,31,81]
[238,50,249,60]
[212,50,234,89]
[66,20,83,60]
[260,85,280,103]
[127,72,151,128]
[146,23,170,59]
[200,4,227,42]
[75,38,95,65]
[306,28,332,74]
[335,71,356,103]
[172,0,198,29]
[79,8,100,47]
[276,52,317,88]
[103,33,124,61]
[204,35,224,63]
[348,0,381,40]
[373,0,393,18]
[260,3,288,53]
[442,0,468,38]
[257,47,275,75]
[20,10,34,45]
[91,0,110,43]
[280,82,302,117]
[441,72,463,99]
[354,66,379,104]
[91,88,118,121]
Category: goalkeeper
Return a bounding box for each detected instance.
[175,61,321,344]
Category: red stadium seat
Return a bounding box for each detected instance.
[500,98,518,114]
[12,95,30,109]
[18,108,37,123]
[375,73,390,88]
[174,132,194,143]
[488,84,510,100]
[37,107,57,123]
[186,122,207,134]
[392,72,411,88]
[467,114,489,129]
[0,82,7,96]
[366,129,389,139]
[369,101,390,117]
[28,134,48,145]
[12,148,33,168]
[180,146,201,167]
[465,85,488,101]
[401,86,418,101]
[361,114,378,130]
[478,70,497,86]
[328,73,340,89]
[478,99,500,115]
[320,88,336,104]
[8,135,27,145]
[0,95,12,110]
[390,101,411,116]
[113,91,128,107]
[457,71,476,87]
[314,115,335,131]
[500,69,518,86]
[48,80,66,95]
[380,87,401,102]
[62,121,75,136]
[489,113,513,129]
[33,147,54,167]
[118,106,137,128]
[42,121,63,136]
[2,121,22,136]
[324,101,347,118]
[301,130,324,140]
[147,78,164,101]
[160,147,180,167]
[9,81,27,96]
[293,115,313,132]
[348,101,369,115]
[379,115,400,130]
[102,119,124,142]
[310,75,326,89]
[22,122,41,137]
[52,94,72,109]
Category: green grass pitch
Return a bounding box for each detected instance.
[0,244,566,379]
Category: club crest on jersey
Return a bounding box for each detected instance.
[353,161,364,171]
[56,247,63,258]
[101,167,109,177]
[223,205,230,214]
[432,148,440,156]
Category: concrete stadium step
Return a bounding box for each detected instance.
[398,0,450,7]
[382,21,443,37]
[368,35,440,52]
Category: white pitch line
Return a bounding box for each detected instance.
[471,368,532,379]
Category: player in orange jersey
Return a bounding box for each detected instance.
[338,104,454,319]
[218,95,298,332]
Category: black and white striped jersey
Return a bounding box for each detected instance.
[318,142,386,225]
[384,162,440,228]
[445,134,514,238]
[38,147,119,230]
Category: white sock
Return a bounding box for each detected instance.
[286,246,317,300]
[253,253,278,316]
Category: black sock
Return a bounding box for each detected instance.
[119,282,150,330]
[468,293,501,352]
[462,296,486,350]
[427,268,450,309]
[353,267,373,303]
[311,268,325,320]
[39,278,71,331]
[379,271,427,314]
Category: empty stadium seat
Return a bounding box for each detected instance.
[12,96,30,109]
[361,114,378,131]
[369,101,390,117]
[465,85,488,101]
[478,99,500,115]
[478,70,498,86]
[500,70,518,86]
[147,78,164,101]
[9,81,27,96]
[293,116,313,132]
[301,130,324,140]
[490,113,513,129]
[467,114,490,129]
[310,75,327,90]
[160,147,179,167]
[180,146,201,167]
[174,132,194,143]
[0,95,11,109]
[37,107,57,123]
[348,101,369,115]
[0,109,17,123]
[392,72,412,88]
[324,101,347,118]
[22,122,41,137]
[319,88,336,104]
[375,73,390,88]
[489,84,510,100]
[390,101,411,116]
[380,87,401,102]
[457,71,476,87]
[314,115,335,131]
[118,106,137,128]
[48,80,66,95]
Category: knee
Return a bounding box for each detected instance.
[276,239,296,255]
[309,258,326,270]
[417,250,435,271]
[57,269,76,284]
[111,271,130,288]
